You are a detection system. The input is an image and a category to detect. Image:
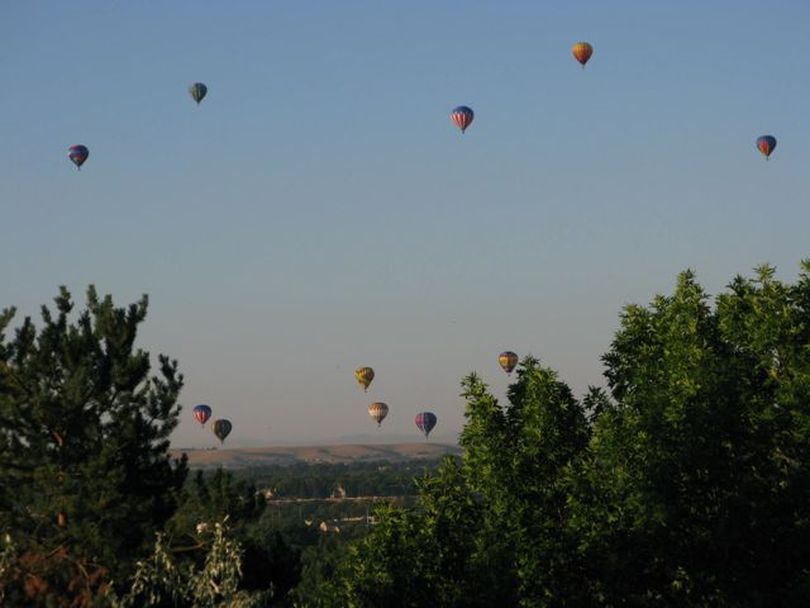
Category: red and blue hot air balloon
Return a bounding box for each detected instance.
[193,404,212,428]
[450,106,474,133]
[756,135,777,160]
[415,411,437,440]
[68,145,89,170]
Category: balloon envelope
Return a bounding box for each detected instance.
[355,367,375,392]
[193,404,212,427]
[572,42,593,66]
[450,106,474,133]
[368,402,389,427]
[499,351,518,375]
[212,419,232,443]
[756,135,777,159]
[68,145,89,169]
[415,411,437,439]
[189,82,208,105]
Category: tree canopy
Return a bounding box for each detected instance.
[0,287,188,604]
[3,262,809,606]
[328,261,810,607]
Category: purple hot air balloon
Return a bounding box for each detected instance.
[68,145,89,170]
[415,411,437,440]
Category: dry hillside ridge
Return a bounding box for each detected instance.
[172,442,461,468]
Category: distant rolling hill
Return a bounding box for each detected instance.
[171,443,461,469]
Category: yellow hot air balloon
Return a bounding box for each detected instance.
[499,351,519,375]
[355,367,375,392]
[368,402,389,427]
[572,42,593,68]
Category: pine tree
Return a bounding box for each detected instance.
[0,286,188,604]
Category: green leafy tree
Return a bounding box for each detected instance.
[331,461,488,607]
[240,529,301,601]
[291,535,349,608]
[168,468,303,601]
[109,520,265,608]
[169,469,265,540]
[0,287,188,604]
[325,261,810,608]
[570,263,810,606]
[458,363,590,606]
[328,360,590,607]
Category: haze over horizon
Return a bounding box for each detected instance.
[2,1,808,447]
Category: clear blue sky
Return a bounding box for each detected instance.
[2,1,808,447]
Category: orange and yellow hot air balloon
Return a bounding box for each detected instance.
[368,402,389,427]
[572,42,593,68]
[499,351,519,375]
[355,367,375,392]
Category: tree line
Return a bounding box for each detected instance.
[2,261,810,606]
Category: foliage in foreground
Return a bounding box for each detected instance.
[0,287,188,605]
[107,520,266,608]
[3,262,810,606]
[325,262,810,607]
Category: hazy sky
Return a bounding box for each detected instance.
[2,1,808,447]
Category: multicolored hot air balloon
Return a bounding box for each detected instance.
[756,135,777,160]
[193,404,212,428]
[68,145,89,170]
[189,82,208,105]
[368,402,389,428]
[572,42,593,68]
[415,411,437,440]
[499,351,518,375]
[212,419,232,444]
[355,367,375,392]
[450,106,474,133]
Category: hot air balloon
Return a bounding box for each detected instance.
[355,367,375,392]
[68,145,89,170]
[756,135,777,160]
[193,404,212,428]
[368,402,389,428]
[572,42,593,68]
[212,419,232,444]
[415,411,437,439]
[499,351,518,375]
[450,106,474,133]
[189,82,208,105]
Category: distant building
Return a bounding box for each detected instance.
[258,488,276,501]
[331,483,347,499]
[319,521,341,534]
